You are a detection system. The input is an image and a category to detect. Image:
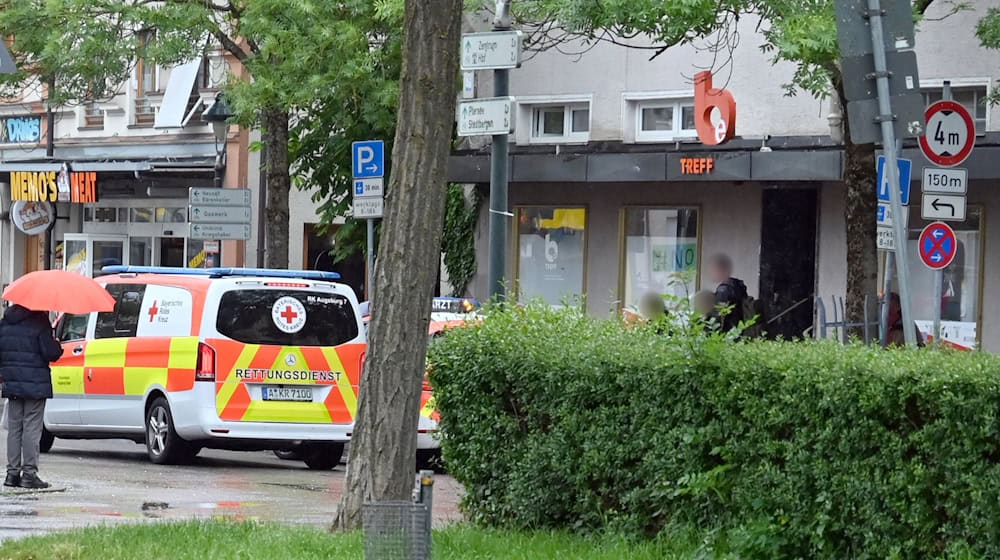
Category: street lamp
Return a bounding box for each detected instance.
[203,93,234,189]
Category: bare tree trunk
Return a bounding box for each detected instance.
[263,106,290,269]
[837,81,879,337]
[334,0,463,530]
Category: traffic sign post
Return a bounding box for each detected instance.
[835,0,919,347]
[917,82,972,348]
[352,140,386,302]
[462,3,517,302]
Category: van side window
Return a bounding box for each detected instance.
[55,313,89,342]
[95,284,146,339]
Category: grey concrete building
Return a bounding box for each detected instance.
[450,1,1000,350]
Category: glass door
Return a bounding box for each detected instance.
[62,234,129,277]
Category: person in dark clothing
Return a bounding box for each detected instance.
[708,253,748,332]
[885,292,925,348]
[0,304,63,489]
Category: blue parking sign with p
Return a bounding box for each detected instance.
[876,155,912,205]
[352,140,384,179]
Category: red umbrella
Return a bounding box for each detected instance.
[2,270,116,314]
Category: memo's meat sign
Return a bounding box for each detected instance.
[9,164,98,204]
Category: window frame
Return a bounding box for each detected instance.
[634,98,698,142]
[527,102,591,144]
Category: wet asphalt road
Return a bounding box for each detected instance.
[0,437,463,541]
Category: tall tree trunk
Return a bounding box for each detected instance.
[334,0,463,530]
[837,80,879,337]
[263,106,290,269]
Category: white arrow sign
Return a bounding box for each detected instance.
[457,97,514,137]
[189,205,252,224]
[189,223,251,240]
[921,193,966,222]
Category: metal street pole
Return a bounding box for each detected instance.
[930,81,954,348]
[867,0,916,347]
[880,251,894,347]
[487,0,512,302]
[367,218,375,301]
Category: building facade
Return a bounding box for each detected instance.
[450,1,1000,350]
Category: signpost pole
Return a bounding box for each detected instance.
[488,0,512,302]
[367,218,375,301]
[867,0,916,347]
[929,81,954,349]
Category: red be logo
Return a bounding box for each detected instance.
[694,71,737,146]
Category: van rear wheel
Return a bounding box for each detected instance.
[301,443,344,470]
[145,397,197,465]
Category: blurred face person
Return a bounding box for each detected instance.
[708,254,733,285]
[693,290,716,316]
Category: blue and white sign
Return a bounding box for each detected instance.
[352,140,385,179]
[876,155,912,205]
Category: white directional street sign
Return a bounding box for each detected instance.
[919,100,975,167]
[922,167,967,194]
[457,97,514,137]
[461,31,523,70]
[877,226,897,251]
[189,205,251,224]
[189,188,251,206]
[921,193,966,222]
[352,197,384,219]
[353,178,384,198]
[189,222,251,240]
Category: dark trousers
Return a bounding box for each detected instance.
[6,398,46,475]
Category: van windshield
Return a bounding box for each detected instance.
[216,289,359,347]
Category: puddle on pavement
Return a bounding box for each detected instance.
[260,482,330,493]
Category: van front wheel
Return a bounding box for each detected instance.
[145,398,197,465]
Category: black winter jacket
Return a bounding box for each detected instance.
[0,305,63,400]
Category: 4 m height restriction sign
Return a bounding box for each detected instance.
[919,100,975,167]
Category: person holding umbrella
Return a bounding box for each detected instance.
[0,269,116,489]
[0,304,64,488]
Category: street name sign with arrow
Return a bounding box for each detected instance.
[921,193,966,221]
[457,97,514,136]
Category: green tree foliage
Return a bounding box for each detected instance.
[430,304,1000,557]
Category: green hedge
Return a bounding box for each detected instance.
[428,305,1000,559]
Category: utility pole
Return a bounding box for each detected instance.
[488,0,512,301]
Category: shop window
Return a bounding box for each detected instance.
[621,207,700,310]
[901,207,982,349]
[529,103,590,143]
[129,237,153,267]
[155,207,187,223]
[129,208,154,223]
[634,98,697,142]
[186,239,221,268]
[84,207,126,223]
[922,85,988,134]
[516,207,587,306]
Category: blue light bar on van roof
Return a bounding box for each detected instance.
[101,266,341,281]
